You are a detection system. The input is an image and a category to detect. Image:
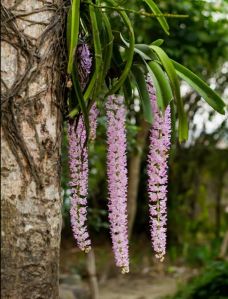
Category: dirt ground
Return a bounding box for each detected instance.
[60,273,183,299]
[99,275,177,299]
[60,239,194,299]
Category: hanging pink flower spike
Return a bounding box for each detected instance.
[67,43,98,252]
[106,95,129,274]
[68,117,91,252]
[146,76,171,262]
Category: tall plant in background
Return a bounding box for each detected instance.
[66,0,226,272]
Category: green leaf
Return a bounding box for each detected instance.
[151,39,164,46]
[170,100,176,145]
[172,60,226,115]
[71,65,89,134]
[106,0,135,95]
[84,74,96,101]
[148,61,173,110]
[123,75,133,104]
[143,0,169,35]
[150,45,188,142]
[120,35,154,60]
[134,44,156,60]
[102,13,114,80]
[146,62,164,111]
[110,44,132,103]
[67,0,80,74]
[132,65,153,124]
[89,4,103,100]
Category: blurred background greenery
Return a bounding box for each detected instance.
[60,1,228,298]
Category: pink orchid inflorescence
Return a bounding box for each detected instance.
[146,76,171,262]
[106,95,129,274]
[77,43,92,90]
[68,43,98,252]
[68,117,91,252]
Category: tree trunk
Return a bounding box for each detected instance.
[1,1,65,298]
[127,119,150,238]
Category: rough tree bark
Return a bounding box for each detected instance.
[127,119,150,238]
[1,1,65,298]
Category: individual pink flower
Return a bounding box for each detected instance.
[146,76,171,262]
[106,95,129,273]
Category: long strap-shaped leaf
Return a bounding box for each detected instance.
[172,60,226,115]
[70,65,90,136]
[67,0,81,74]
[132,65,153,124]
[106,0,135,95]
[148,61,173,111]
[112,45,133,104]
[143,0,169,35]
[89,3,103,100]
[146,62,163,112]
[170,100,176,145]
[150,45,188,141]
[120,34,153,61]
[102,13,114,81]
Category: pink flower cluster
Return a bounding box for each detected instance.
[68,43,98,252]
[106,95,129,273]
[77,43,92,90]
[68,41,172,269]
[146,76,171,262]
[68,117,91,252]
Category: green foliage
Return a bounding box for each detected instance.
[148,60,173,111]
[106,0,135,96]
[167,145,228,265]
[165,261,228,299]
[150,45,188,141]
[143,0,170,35]
[88,4,103,100]
[67,0,80,73]
[172,60,226,115]
[132,64,153,124]
[132,0,228,74]
[66,0,226,142]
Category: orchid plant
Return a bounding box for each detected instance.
[66,0,226,273]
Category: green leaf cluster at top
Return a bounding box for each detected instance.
[66,0,226,142]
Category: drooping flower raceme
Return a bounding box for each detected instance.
[68,43,98,252]
[68,117,91,252]
[77,43,92,90]
[106,95,129,273]
[146,76,171,262]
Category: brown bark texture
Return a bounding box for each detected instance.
[1,1,65,298]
